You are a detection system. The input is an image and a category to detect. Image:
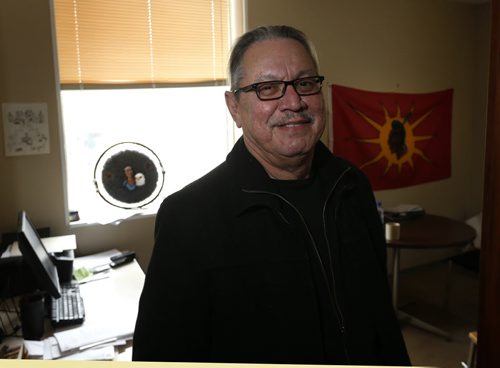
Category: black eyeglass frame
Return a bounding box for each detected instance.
[233,76,325,101]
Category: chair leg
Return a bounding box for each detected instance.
[443,259,453,309]
[466,331,478,368]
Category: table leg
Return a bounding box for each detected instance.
[391,248,451,340]
[392,248,400,309]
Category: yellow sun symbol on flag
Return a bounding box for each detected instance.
[353,105,435,174]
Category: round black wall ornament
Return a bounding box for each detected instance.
[93,142,165,209]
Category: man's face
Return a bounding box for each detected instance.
[124,166,133,178]
[225,38,325,170]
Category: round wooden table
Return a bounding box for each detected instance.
[385,213,476,339]
[386,213,476,249]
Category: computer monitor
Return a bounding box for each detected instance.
[17,210,61,299]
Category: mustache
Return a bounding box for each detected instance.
[269,112,315,127]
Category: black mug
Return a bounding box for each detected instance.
[20,293,45,340]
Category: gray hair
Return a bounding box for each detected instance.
[228,25,320,91]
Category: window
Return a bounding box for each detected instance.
[52,0,245,225]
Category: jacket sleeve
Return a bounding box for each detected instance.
[132,196,210,362]
[355,170,388,274]
[355,169,412,366]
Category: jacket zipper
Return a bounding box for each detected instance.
[242,166,352,362]
[322,167,351,332]
[321,167,352,363]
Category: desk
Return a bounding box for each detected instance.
[52,255,144,359]
[386,214,476,339]
[27,253,144,360]
[0,249,144,360]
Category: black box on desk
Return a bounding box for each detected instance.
[52,249,74,284]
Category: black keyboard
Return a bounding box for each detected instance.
[50,282,85,326]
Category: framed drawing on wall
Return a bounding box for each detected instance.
[2,102,50,156]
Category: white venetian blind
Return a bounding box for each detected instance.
[53,0,230,87]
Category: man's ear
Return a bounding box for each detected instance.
[225,91,243,128]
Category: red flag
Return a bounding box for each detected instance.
[331,85,452,190]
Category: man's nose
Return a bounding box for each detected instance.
[279,84,304,110]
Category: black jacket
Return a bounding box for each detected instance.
[133,138,410,366]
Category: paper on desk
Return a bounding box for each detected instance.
[53,311,133,353]
[73,249,120,270]
[42,336,124,360]
[59,345,116,360]
[72,250,118,283]
[79,272,111,285]
[0,243,19,258]
[42,336,60,360]
[23,339,44,359]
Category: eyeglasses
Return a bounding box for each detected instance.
[233,76,325,101]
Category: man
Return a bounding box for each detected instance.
[133,25,410,366]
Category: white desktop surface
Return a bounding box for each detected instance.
[54,259,144,353]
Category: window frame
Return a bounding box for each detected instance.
[49,0,247,226]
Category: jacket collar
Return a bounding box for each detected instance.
[227,137,273,192]
[226,137,355,215]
